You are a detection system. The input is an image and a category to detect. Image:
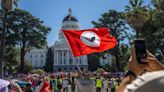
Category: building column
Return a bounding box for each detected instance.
[77,56,79,65]
[84,56,87,65]
[82,56,84,65]
[62,50,64,65]
[73,55,75,65]
[54,50,56,66]
[67,50,69,65]
[57,50,58,65]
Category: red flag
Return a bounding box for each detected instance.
[62,28,117,57]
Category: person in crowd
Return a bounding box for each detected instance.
[62,77,69,92]
[76,72,95,92]
[116,45,164,92]
[40,76,51,92]
[56,76,62,92]
[49,75,55,91]
[103,78,109,92]
[31,77,37,91]
[9,80,23,92]
[25,83,33,92]
[53,76,57,92]
[95,76,103,92]
[71,76,76,92]
[0,79,10,92]
[110,78,116,92]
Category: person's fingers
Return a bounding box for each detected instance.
[144,57,156,62]
[146,50,156,58]
[145,67,153,72]
[128,56,132,63]
[131,45,137,60]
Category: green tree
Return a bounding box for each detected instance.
[44,47,54,73]
[125,0,149,38]
[3,46,19,75]
[119,44,131,71]
[88,53,100,72]
[16,61,33,74]
[151,0,164,11]
[4,9,51,73]
[92,10,129,71]
[139,1,164,60]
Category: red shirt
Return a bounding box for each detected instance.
[40,82,51,92]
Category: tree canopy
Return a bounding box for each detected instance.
[0,9,51,73]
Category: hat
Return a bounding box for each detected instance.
[0,79,10,92]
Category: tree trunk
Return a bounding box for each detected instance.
[136,30,139,38]
[115,46,121,71]
[113,27,121,71]
[0,9,8,78]
[136,27,140,38]
[20,31,26,73]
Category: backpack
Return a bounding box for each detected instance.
[57,80,62,89]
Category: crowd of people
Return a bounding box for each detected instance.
[1,70,124,92]
[0,44,164,92]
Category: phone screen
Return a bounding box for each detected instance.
[134,40,147,64]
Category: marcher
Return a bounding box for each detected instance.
[25,83,33,92]
[71,76,76,92]
[96,76,103,92]
[40,76,51,92]
[56,76,62,92]
[103,79,109,92]
[63,77,69,92]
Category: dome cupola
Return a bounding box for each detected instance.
[62,8,78,22]
[61,8,80,30]
[59,9,80,42]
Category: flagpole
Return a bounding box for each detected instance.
[74,57,82,73]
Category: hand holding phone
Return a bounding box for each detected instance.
[134,39,147,64]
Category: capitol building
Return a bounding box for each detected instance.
[25,9,114,72]
[25,9,88,72]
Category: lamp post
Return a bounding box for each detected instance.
[0,0,12,78]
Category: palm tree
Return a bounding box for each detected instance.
[151,0,164,10]
[1,0,18,10]
[125,0,149,38]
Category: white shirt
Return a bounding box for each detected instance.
[63,79,69,88]
[124,71,164,92]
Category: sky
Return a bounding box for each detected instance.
[18,0,150,46]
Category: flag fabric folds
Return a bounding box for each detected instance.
[62,28,117,57]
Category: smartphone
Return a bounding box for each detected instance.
[134,39,147,64]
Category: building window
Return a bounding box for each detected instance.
[80,59,82,64]
[41,60,43,65]
[69,59,73,65]
[36,54,37,58]
[76,59,78,64]
[64,59,66,64]
[60,59,62,64]
[31,54,32,58]
[41,54,43,58]
[36,60,37,66]
[64,51,66,57]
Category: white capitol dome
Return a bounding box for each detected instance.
[59,9,80,41]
